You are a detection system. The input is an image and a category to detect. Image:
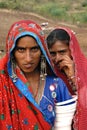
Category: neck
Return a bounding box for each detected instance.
[23,68,46,103]
[24,69,40,82]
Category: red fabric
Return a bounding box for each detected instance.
[54,27,87,130]
[6,20,45,53]
[0,20,51,130]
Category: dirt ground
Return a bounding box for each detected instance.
[0,9,87,57]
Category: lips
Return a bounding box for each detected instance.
[24,64,32,68]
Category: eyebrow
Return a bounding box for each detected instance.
[15,46,26,49]
[50,51,56,53]
[50,48,68,52]
[16,45,39,48]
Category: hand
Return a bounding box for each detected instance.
[57,55,75,79]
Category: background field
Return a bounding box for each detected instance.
[0,0,87,58]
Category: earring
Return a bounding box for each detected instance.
[40,55,47,80]
[10,55,17,82]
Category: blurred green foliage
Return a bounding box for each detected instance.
[0,0,87,24]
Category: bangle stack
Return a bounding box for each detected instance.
[68,75,77,93]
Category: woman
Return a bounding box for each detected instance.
[0,20,72,130]
[46,27,87,130]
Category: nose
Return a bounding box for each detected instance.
[55,53,61,63]
[25,50,32,62]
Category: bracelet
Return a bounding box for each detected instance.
[72,84,77,92]
[69,80,77,92]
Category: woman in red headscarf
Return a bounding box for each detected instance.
[46,27,87,130]
[0,20,73,130]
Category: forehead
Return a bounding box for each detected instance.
[17,36,38,47]
[50,40,69,51]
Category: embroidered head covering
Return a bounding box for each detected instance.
[6,20,54,80]
[0,20,52,129]
[6,20,50,62]
[47,26,87,130]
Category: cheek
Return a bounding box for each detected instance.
[14,52,23,64]
[36,54,41,63]
[51,57,55,62]
[68,50,72,59]
[36,51,41,59]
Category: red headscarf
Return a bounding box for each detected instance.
[53,27,87,130]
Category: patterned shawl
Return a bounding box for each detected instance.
[53,27,87,130]
[0,20,53,130]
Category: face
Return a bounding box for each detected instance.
[14,36,41,74]
[49,40,71,68]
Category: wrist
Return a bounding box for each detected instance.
[68,75,75,80]
[68,75,77,93]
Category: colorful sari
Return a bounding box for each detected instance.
[52,27,87,130]
[0,20,72,130]
[0,20,52,130]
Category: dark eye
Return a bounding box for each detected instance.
[59,50,67,55]
[15,47,26,53]
[31,46,40,52]
[50,52,56,57]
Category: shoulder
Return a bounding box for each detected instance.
[45,75,67,93]
[0,55,7,71]
[46,75,65,84]
[0,55,8,82]
[46,75,68,93]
